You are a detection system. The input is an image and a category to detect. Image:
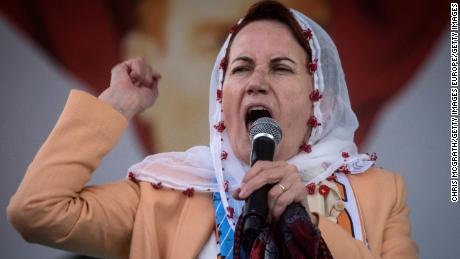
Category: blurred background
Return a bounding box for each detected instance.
[0,0,455,258]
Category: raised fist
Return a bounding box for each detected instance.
[98,57,161,120]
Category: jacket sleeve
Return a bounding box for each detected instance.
[318,173,419,259]
[7,90,140,258]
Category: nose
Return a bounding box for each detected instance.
[246,69,269,95]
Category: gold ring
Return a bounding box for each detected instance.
[278,183,287,193]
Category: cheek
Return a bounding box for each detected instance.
[222,85,243,139]
[222,87,237,121]
[285,103,310,133]
[281,89,312,139]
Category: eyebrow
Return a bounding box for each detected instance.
[231,56,253,65]
[270,57,296,65]
[230,56,296,65]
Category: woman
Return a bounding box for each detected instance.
[7,1,418,258]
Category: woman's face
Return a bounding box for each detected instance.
[222,20,313,164]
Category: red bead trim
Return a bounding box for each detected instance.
[326,174,337,182]
[213,121,226,132]
[221,150,228,160]
[307,115,321,128]
[151,182,163,189]
[309,89,323,102]
[341,151,349,158]
[216,89,223,103]
[303,28,313,41]
[182,188,195,197]
[369,152,378,161]
[299,143,312,153]
[229,23,238,34]
[128,172,139,183]
[319,185,330,197]
[224,180,229,192]
[219,58,227,70]
[306,183,316,195]
[226,206,235,218]
[308,58,318,73]
[336,165,351,174]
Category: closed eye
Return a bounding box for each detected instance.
[231,66,252,74]
[272,65,294,73]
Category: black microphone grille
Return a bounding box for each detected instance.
[249,117,282,145]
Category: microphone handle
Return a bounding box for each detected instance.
[242,135,275,249]
[242,184,273,247]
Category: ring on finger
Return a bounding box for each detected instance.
[278,183,288,193]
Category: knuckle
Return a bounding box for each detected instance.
[290,172,301,182]
[277,193,289,205]
[133,57,144,63]
[274,201,286,215]
[268,189,278,200]
[267,174,279,184]
[286,164,297,173]
[278,161,288,167]
[257,163,270,172]
[257,160,269,168]
[111,64,122,73]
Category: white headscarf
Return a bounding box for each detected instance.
[128,9,375,230]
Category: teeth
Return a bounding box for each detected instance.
[248,106,267,112]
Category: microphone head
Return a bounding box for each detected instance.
[249,117,282,145]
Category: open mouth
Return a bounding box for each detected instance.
[245,106,272,130]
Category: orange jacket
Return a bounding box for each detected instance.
[7,90,418,258]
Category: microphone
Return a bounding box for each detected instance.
[242,117,282,249]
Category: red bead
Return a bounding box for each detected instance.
[306,183,316,195]
[216,89,223,103]
[128,172,138,183]
[299,143,312,153]
[221,150,228,160]
[226,206,235,218]
[219,58,227,70]
[319,185,330,197]
[182,188,195,197]
[341,151,350,158]
[336,165,350,174]
[370,152,378,161]
[229,23,238,34]
[151,182,163,189]
[308,58,318,73]
[309,89,323,102]
[307,116,321,128]
[303,28,313,41]
[326,174,337,182]
[224,180,229,192]
[213,121,226,132]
